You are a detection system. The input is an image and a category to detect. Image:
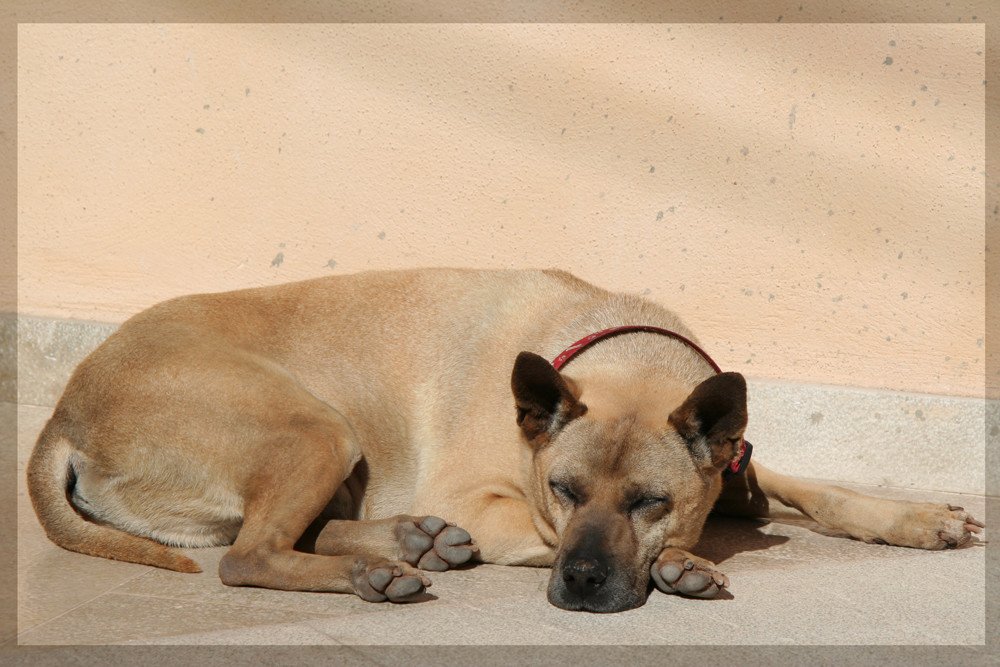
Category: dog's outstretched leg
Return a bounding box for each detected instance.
[749,462,985,549]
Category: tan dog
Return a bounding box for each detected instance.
[27,269,984,612]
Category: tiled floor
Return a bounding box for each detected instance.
[9,402,990,649]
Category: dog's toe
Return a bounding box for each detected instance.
[401,529,434,557]
[417,550,450,571]
[433,525,478,567]
[384,573,429,601]
[419,516,448,535]
[396,516,442,566]
[356,561,431,603]
[367,565,397,592]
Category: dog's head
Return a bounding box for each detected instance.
[511,351,747,612]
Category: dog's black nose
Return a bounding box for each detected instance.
[562,557,608,597]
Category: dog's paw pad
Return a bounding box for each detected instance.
[419,516,448,535]
[431,525,478,568]
[401,529,434,557]
[356,561,430,603]
[651,552,728,599]
[383,573,427,600]
[397,516,479,570]
[417,551,450,571]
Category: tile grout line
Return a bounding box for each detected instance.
[299,599,485,646]
[18,577,362,645]
[15,566,159,643]
[772,477,998,500]
[108,587,360,621]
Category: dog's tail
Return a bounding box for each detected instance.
[26,418,202,573]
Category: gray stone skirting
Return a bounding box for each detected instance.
[7,315,989,496]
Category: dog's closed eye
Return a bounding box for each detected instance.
[627,495,671,516]
[549,479,581,506]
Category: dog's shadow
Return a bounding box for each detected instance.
[693,513,789,566]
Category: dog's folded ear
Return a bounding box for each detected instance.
[511,352,587,446]
[668,372,748,471]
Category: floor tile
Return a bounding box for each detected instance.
[119,619,342,645]
[17,593,341,646]
[302,600,580,645]
[460,546,986,645]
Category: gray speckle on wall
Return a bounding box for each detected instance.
[271,252,284,267]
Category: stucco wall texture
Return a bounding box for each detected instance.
[17,23,985,398]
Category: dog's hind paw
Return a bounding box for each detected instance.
[395,515,480,571]
[650,548,729,599]
[353,560,432,603]
[867,502,985,550]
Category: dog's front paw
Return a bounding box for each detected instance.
[650,548,729,599]
[353,559,432,602]
[396,515,480,571]
[870,502,985,550]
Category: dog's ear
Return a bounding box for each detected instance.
[511,352,587,446]
[668,372,748,471]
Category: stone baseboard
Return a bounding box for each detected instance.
[13,316,120,407]
[745,379,987,496]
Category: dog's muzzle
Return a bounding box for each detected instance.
[547,545,646,613]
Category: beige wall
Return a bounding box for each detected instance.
[17,23,985,397]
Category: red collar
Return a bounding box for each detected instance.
[550,325,751,479]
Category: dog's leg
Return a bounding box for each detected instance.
[216,409,431,602]
[299,515,479,571]
[749,462,985,549]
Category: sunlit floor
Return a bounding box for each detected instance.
[11,403,987,647]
